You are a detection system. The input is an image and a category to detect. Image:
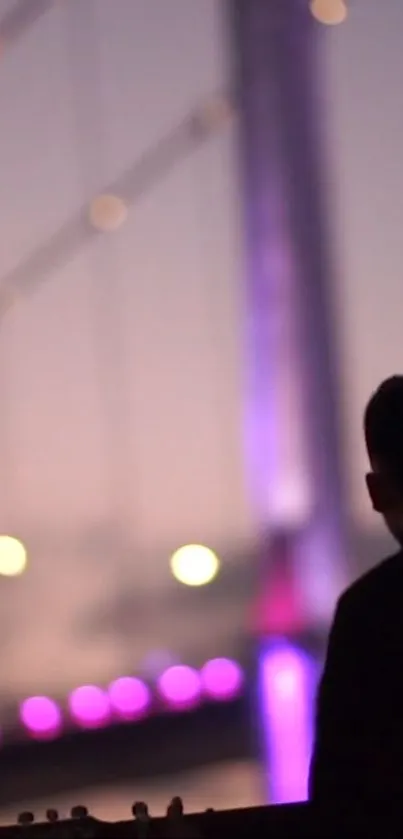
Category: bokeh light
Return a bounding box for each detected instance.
[108,677,150,720]
[309,0,347,25]
[170,544,220,586]
[12,657,247,743]
[20,696,62,739]
[68,685,111,728]
[0,536,27,577]
[89,194,128,232]
[259,643,315,803]
[200,658,244,701]
[157,665,202,709]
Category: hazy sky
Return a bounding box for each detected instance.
[0,0,401,699]
[0,0,248,696]
[326,0,403,525]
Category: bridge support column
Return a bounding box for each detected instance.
[231,0,349,801]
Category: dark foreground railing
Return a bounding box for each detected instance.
[0,799,401,839]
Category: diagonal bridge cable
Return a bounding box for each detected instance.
[0,92,235,320]
[0,0,54,50]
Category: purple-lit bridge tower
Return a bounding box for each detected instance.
[231,0,349,802]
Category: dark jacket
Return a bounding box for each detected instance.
[309,551,403,805]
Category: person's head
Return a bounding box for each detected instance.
[365,376,403,544]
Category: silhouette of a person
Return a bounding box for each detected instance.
[310,376,403,805]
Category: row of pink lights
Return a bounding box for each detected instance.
[19,658,244,739]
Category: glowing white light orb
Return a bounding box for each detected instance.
[89,194,128,232]
[310,0,347,25]
[0,536,27,576]
[170,544,220,587]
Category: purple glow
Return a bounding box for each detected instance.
[157,665,201,709]
[258,642,315,803]
[20,696,62,739]
[200,658,244,701]
[68,685,111,728]
[108,677,150,720]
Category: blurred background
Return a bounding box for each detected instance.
[0,0,400,824]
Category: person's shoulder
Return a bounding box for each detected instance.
[339,550,403,615]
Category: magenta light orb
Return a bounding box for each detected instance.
[200,658,244,701]
[157,665,201,709]
[108,677,150,720]
[68,685,111,728]
[20,696,62,739]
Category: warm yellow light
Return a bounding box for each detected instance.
[89,194,128,232]
[170,544,220,587]
[310,0,347,25]
[0,536,27,577]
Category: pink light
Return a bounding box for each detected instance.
[250,535,305,636]
[252,574,304,635]
[200,658,244,701]
[68,685,111,728]
[108,677,150,720]
[258,642,315,803]
[157,665,201,710]
[20,696,62,740]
